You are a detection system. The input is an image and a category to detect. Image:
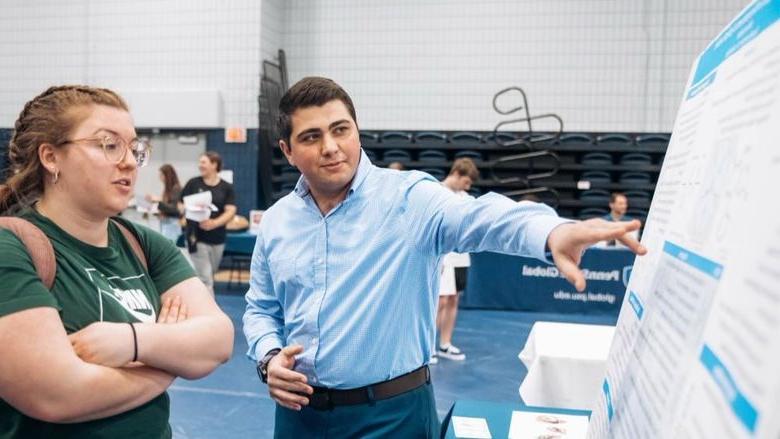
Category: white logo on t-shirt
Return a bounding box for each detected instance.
[85,268,157,323]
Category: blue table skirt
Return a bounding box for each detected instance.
[462,248,636,315]
[225,231,257,255]
[176,231,257,256]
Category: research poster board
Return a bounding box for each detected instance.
[588,1,780,438]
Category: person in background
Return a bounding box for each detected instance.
[433,158,479,363]
[0,85,233,438]
[180,151,236,295]
[146,164,182,242]
[605,192,629,222]
[243,76,646,437]
[388,161,405,170]
[601,192,638,247]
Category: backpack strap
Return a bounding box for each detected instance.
[0,217,57,289]
[0,217,149,290]
[110,218,149,271]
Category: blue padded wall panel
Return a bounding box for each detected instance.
[206,129,260,216]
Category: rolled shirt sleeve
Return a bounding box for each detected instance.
[403,175,572,261]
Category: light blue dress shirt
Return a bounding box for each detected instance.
[243,151,569,388]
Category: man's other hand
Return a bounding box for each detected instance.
[266,345,314,411]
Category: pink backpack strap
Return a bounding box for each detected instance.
[0,217,57,289]
[111,219,148,271]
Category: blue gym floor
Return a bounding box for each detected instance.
[168,287,616,438]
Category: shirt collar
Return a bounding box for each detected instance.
[347,149,372,197]
[293,149,373,200]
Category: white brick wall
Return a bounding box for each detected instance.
[0,0,90,126]
[0,0,747,131]
[0,0,261,128]
[281,0,747,132]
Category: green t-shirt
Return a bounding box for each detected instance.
[0,210,196,439]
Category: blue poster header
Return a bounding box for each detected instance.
[662,241,723,279]
[602,379,614,421]
[700,345,759,433]
[688,0,780,96]
[628,291,644,320]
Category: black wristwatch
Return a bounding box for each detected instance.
[256,348,281,383]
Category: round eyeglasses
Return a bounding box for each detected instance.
[58,135,152,168]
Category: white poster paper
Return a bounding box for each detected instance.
[509,411,588,439]
[451,416,492,439]
[588,1,780,438]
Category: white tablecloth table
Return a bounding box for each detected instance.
[518,321,615,411]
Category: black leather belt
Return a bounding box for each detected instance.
[307,366,430,411]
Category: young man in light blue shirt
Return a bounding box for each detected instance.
[243,77,645,437]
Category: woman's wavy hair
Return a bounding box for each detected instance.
[0,85,128,214]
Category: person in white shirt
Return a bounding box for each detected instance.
[433,158,480,362]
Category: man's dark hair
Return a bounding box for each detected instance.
[610,192,626,203]
[277,77,358,146]
[449,158,479,181]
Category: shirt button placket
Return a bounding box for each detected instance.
[310,219,327,370]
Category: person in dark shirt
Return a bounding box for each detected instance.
[601,192,638,247]
[146,164,182,242]
[180,151,236,294]
[604,192,630,222]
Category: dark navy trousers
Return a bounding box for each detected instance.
[274,382,439,438]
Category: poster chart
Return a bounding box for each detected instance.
[588,0,780,438]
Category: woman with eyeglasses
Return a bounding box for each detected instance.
[0,85,234,438]
[180,151,236,295]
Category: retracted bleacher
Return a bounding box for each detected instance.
[262,129,667,224]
